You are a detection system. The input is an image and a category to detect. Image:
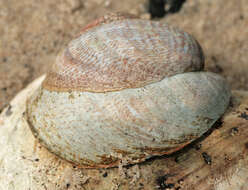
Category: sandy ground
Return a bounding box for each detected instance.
[0,0,247,111]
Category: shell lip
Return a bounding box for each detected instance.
[41,71,195,93]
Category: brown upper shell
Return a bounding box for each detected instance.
[43,13,204,92]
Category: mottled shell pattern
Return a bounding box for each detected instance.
[27,13,231,168]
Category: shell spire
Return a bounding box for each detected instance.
[42,13,204,92]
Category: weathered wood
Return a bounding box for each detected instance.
[0,76,247,190]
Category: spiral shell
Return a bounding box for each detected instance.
[26,13,230,168]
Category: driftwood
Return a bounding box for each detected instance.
[0,75,247,190]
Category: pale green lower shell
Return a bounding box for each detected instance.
[26,72,231,168]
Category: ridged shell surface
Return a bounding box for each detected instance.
[43,19,204,92]
[27,72,230,168]
[27,14,230,168]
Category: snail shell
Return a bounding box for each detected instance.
[26,13,231,168]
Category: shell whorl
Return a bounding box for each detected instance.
[43,14,204,92]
